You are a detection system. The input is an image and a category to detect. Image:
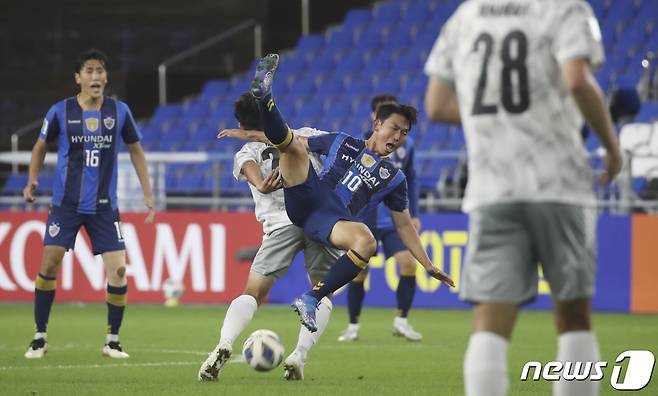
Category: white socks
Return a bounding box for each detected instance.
[219,295,258,345]
[294,297,333,360]
[553,331,600,396]
[464,332,509,396]
[34,332,47,341]
[106,333,119,343]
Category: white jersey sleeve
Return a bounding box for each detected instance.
[233,142,261,181]
[234,142,291,234]
[424,0,600,212]
[550,1,604,67]
[293,127,328,173]
[424,14,459,84]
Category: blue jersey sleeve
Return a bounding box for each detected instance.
[38,105,60,143]
[384,177,408,212]
[405,144,419,217]
[307,133,339,155]
[120,102,142,144]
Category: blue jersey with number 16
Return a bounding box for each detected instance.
[39,96,142,214]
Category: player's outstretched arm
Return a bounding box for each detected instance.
[218,129,271,144]
[127,141,155,223]
[562,58,622,184]
[424,78,462,125]
[23,139,48,203]
[391,209,454,287]
[241,161,282,194]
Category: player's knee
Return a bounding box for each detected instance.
[115,266,126,278]
[398,255,417,275]
[556,300,591,333]
[41,255,61,274]
[353,229,376,258]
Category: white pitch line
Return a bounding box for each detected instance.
[0,357,245,371]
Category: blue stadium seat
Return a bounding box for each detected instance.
[200,80,230,100]
[345,75,373,96]
[317,75,345,97]
[355,29,383,52]
[3,173,27,193]
[334,52,364,75]
[636,102,658,123]
[343,9,372,30]
[296,34,325,53]
[326,29,354,52]
[372,1,402,25]
[605,1,637,26]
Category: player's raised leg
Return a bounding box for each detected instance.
[25,246,65,358]
[392,250,422,341]
[198,272,272,381]
[101,250,130,358]
[292,221,376,332]
[250,53,310,187]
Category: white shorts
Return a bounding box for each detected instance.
[460,202,597,304]
[251,224,343,280]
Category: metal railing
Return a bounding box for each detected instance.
[3,148,658,214]
[9,118,43,173]
[158,19,262,106]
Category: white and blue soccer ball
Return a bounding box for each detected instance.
[242,329,285,371]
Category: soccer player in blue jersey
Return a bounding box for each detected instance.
[338,94,424,342]
[22,49,155,359]
[249,54,454,333]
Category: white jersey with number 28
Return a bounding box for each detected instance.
[425,0,604,212]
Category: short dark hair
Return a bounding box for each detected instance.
[74,48,109,73]
[375,103,418,129]
[234,93,262,130]
[370,94,399,112]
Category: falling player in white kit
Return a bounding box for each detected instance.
[424,1,621,396]
[198,93,341,382]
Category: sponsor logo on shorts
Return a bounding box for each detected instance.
[520,350,655,391]
[48,223,60,238]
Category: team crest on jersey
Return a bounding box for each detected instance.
[48,223,60,238]
[40,119,49,134]
[103,116,115,130]
[360,153,376,168]
[85,117,99,132]
[379,167,390,179]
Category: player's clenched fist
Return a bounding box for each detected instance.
[23,180,38,203]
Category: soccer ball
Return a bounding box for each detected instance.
[161,278,185,307]
[242,329,285,371]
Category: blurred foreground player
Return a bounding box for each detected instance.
[424,1,621,395]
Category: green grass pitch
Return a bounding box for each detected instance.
[0,303,656,395]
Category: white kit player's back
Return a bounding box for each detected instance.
[425,0,604,211]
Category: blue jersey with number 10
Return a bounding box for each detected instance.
[39,96,142,214]
[307,133,408,219]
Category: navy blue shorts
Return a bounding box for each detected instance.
[43,205,125,255]
[284,163,356,246]
[373,227,407,258]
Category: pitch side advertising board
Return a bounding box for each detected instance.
[0,211,656,312]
